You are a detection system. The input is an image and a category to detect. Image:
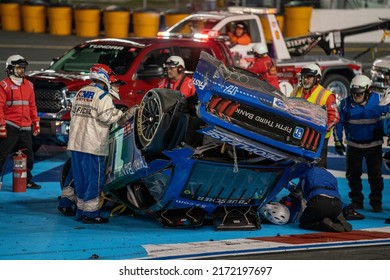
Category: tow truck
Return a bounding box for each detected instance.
[160,6,389,103]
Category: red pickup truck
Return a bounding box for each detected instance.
[26,37,234,151]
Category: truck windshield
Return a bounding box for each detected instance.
[170,19,220,35]
[48,44,142,75]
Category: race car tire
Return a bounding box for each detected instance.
[136,88,187,155]
[322,74,350,105]
[126,182,156,210]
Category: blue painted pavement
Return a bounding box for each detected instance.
[0,145,389,260]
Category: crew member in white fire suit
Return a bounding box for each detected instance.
[67,64,123,224]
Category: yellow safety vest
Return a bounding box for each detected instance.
[290,85,333,138]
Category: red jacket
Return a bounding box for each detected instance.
[158,76,196,98]
[247,56,280,90]
[0,77,39,128]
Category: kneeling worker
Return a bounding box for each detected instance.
[299,166,352,232]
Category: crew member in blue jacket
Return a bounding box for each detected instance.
[334,75,389,219]
[299,166,352,232]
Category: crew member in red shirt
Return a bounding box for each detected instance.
[158,56,196,98]
[0,55,41,189]
[247,43,280,90]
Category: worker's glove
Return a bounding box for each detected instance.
[335,141,345,156]
[32,121,40,136]
[119,108,134,124]
[0,125,6,138]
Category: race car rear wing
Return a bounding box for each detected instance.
[285,18,390,56]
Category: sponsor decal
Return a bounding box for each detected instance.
[273,98,286,109]
[121,157,148,176]
[195,196,251,204]
[89,44,124,50]
[75,90,95,102]
[173,199,206,208]
[223,85,238,96]
[285,37,315,48]
[192,78,207,90]
[74,106,91,115]
[293,127,304,140]
[200,127,286,161]
[234,107,293,134]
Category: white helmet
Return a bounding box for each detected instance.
[252,43,268,55]
[350,74,371,104]
[89,63,114,89]
[300,63,322,78]
[163,56,185,69]
[261,202,290,225]
[371,57,390,91]
[6,55,28,77]
[350,74,371,94]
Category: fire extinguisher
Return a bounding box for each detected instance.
[13,150,27,192]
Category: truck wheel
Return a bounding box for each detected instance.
[322,74,350,105]
[60,158,71,190]
[136,89,186,154]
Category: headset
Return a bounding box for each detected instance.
[177,65,184,74]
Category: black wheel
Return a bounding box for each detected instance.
[126,182,156,210]
[60,158,71,190]
[322,74,350,105]
[136,88,186,154]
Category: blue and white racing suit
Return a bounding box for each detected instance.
[67,83,122,220]
[334,92,389,209]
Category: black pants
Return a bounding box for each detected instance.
[346,145,383,208]
[299,195,342,231]
[0,124,34,183]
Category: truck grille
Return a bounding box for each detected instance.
[34,85,66,114]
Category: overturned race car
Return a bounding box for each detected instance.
[64,52,328,230]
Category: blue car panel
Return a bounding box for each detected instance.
[101,52,328,230]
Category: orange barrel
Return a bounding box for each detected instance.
[103,5,130,38]
[132,8,160,37]
[164,8,190,29]
[74,4,101,37]
[21,1,47,33]
[284,2,313,37]
[47,3,72,35]
[260,14,284,42]
[1,1,21,31]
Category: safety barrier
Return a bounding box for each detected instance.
[0,3,313,40]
